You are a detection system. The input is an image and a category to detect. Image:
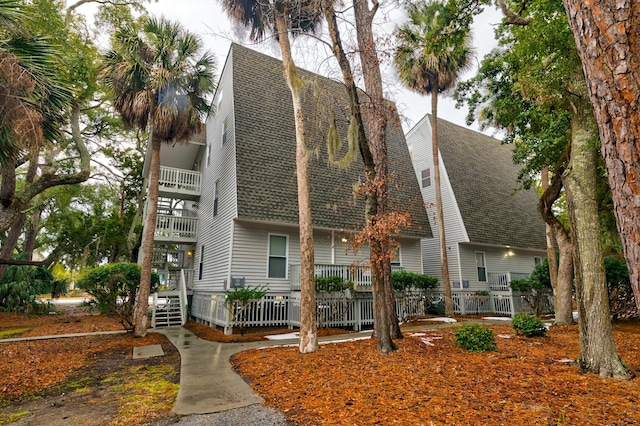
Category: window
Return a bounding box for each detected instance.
[534,256,542,266]
[390,245,401,268]
[216,89,223,112]
[206,139,212,167]
[421,168,431,188]
[268,234,287,278]
[221,119,228,145]
[476,252,487,282]
[213,180,219,217]
[198,245,205,280]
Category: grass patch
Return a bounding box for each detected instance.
[109,365,179,425]
[0,327,33,339]
[0,411,30,425]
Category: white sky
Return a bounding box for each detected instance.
[73,0,504,134]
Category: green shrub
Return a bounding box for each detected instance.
[0,264,64,313]
[454,323,496,352]
[315,276,354,292]
[224,285,268,305]
[510,261,553,317]
[512,313,547,337]
[391,270,439,291]
[77,263,158,329]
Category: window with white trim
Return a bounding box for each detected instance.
[221,118,228,145]
[390,245,401,268]
[476,252,487,282]
[198,245,205,280]
[268,234,287,278]
[213,180,219,217]
[421,168,431,188]
[534,256,542,266]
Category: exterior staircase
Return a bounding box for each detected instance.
[151,270,189,328]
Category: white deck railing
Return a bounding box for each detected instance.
[488,272,530,291]
[154,214,198,241]
[159,166,201,194]
[290,263,404,291]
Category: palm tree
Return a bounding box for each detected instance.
[102,16,216,337]
[220,0,322,353]
[395,0,473,317]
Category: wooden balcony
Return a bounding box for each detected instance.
[158,166,201,200]
[154,214,198,243]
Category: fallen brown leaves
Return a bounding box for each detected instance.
[232,322,640,425]
[0,306,180,426]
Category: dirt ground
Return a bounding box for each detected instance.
[3,303,640,425]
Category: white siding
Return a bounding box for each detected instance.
[397,238,422,273]
[406,115,468,285]
[458,243,546,291]
[192,53,238,293]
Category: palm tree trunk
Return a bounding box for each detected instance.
[134,136,161,337]
[274,11,318,354]
[430,98,453,317]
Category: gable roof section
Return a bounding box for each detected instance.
[434,116,546,250]
[230,43,431,238]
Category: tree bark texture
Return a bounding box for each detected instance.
[133,136,161,337]
[353,0,401,350]
[274,12,318,354]
[430,98,453,317]
[563,113,630,379]
[562,0,640,312]
[539,160,575,325]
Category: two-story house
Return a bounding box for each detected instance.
[406,114,548,316]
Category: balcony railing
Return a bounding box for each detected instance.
[488,272,530,291]
[154,214,198,242]
[158,166,201,196]
[153,249,188,269]
[289,263,404,291]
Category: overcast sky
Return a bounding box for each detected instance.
[74,0,504,134]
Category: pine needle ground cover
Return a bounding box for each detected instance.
[233,323,640,425]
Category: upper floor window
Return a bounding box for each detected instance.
[268,234,287,278]
[216,89,223,112]
[221,118,228,145]
[198,245,205,280]
[213,179,219,217]
[476,252,487,282]
[206,139,212,167]
[421,168,431,188]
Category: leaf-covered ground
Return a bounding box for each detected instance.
[0,306,180,425]
[232,322,640,425]
[3,304,640,425]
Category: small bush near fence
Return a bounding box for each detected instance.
[315,276,354,293]
[224,285,268,335]
[510,259,553,316]
[512,313,547,337]
[77,263,159,329]
[392,270,438,291]
[454,323,496,352]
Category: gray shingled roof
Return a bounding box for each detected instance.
[434,116,547,250]
[231,44,431,238]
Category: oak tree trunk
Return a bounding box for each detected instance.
[563,112,630,379]
[353,0,400,350]
[274,12,318,354]
[562,0,640,312]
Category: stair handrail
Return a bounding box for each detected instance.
[179,269,188,325]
